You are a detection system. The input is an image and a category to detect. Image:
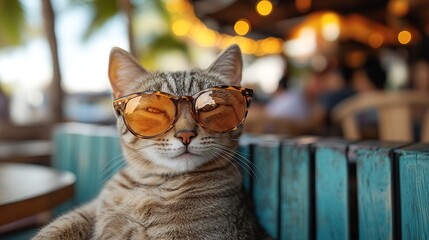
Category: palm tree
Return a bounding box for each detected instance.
[41,0,63,122]
[78,0,137,56]
[0,0,24,124]
[118,0,136,56]
[0,0,25,48]
[0,0,63,123]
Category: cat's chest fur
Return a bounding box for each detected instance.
[92,164,249,239]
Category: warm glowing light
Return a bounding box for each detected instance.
[398,30,412,44]
[285,27,316,57]
[321,13,340,41]
[166,0,283,56]
[172,20,190,36]
[262,38,283,54]
[346,51,366,68]
[235,37,256,54]
[295,0,311,13]
[368,33,384,48]
[234,19,251,36]
[191,26,218,47]
[388,0,409,17]
[166,0,188,13]
[256,0,273,16]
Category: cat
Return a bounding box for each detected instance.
[33,45,265,239]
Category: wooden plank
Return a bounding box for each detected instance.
[75,134,94,204]
[314,139,350,240]
[252,140,281,239]
[238,143,252,193]
[395,143,429,240]
[353,141,407,240]
[52,124,123,211]
[52,129,76,215]
[239,134,261,193]
[280,137,318,240]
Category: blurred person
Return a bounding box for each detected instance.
[406,56,429,140]
[408,57,429,92]
[311,55,387,135]
[265,56,344,121]
[244,65,339,135]
[265,72,311,121]
[0,84,9,121]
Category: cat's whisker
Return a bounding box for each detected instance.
[207,149,227,171]
[98,145,153,184]
[210,145,260,184]
[99,161,127,184]
[99,153,126,177]
[215,136,241,141]
[210,144,261,184]
[210,148,242,178]
[214,142,261,174]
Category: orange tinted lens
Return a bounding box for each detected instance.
[124,94,175,137]
[195,89,246,132]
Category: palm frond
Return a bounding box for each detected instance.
[0,0,25,47]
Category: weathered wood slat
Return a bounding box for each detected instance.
[353,141,406,240]
[315,139,350,240]
[396,143,429,240]
[280,137,317,240]
[252,140,281,239]
[52,129,76,215]
[52,124,122,214]
[238,138,252,193]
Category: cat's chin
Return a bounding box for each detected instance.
[171,152,199,160]
[150,153,213,173]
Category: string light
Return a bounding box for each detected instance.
[321,12,340,41]
[165,0,283,55]
[172,19,191,36]
[295,0,311,13]
[234,19,251,36]
[388,0,409,17]
[398,30,412,44]
[368,33,384,48]
[256,0,273,16]
[165,0,409,56]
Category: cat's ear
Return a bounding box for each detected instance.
[108,47,148,99]
[207,44,243,85]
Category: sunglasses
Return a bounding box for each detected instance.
[113,85,253,138]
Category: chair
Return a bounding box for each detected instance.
[332,90,429,142]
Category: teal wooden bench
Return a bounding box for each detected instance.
[52,123,429,240]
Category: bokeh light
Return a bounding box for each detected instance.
[321,12,340,42]
[256,0,273,16]
[368,33,384,48]
[388,0,409,17]
[295,0,312,13]
[398,30,412,45]
[234,19,251,36]
[171,19,190,36]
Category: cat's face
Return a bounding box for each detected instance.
[109,45,244,173]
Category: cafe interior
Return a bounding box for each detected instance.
[0,0,428,239]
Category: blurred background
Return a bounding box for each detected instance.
[0,0,429,141]
[1,0,429,237]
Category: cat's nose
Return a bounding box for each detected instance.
[175,131,196,145]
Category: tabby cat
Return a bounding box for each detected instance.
[33,45,265,239]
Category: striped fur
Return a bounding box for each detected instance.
[33,45,265,239]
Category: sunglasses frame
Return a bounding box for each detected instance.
[113,85,253,139]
